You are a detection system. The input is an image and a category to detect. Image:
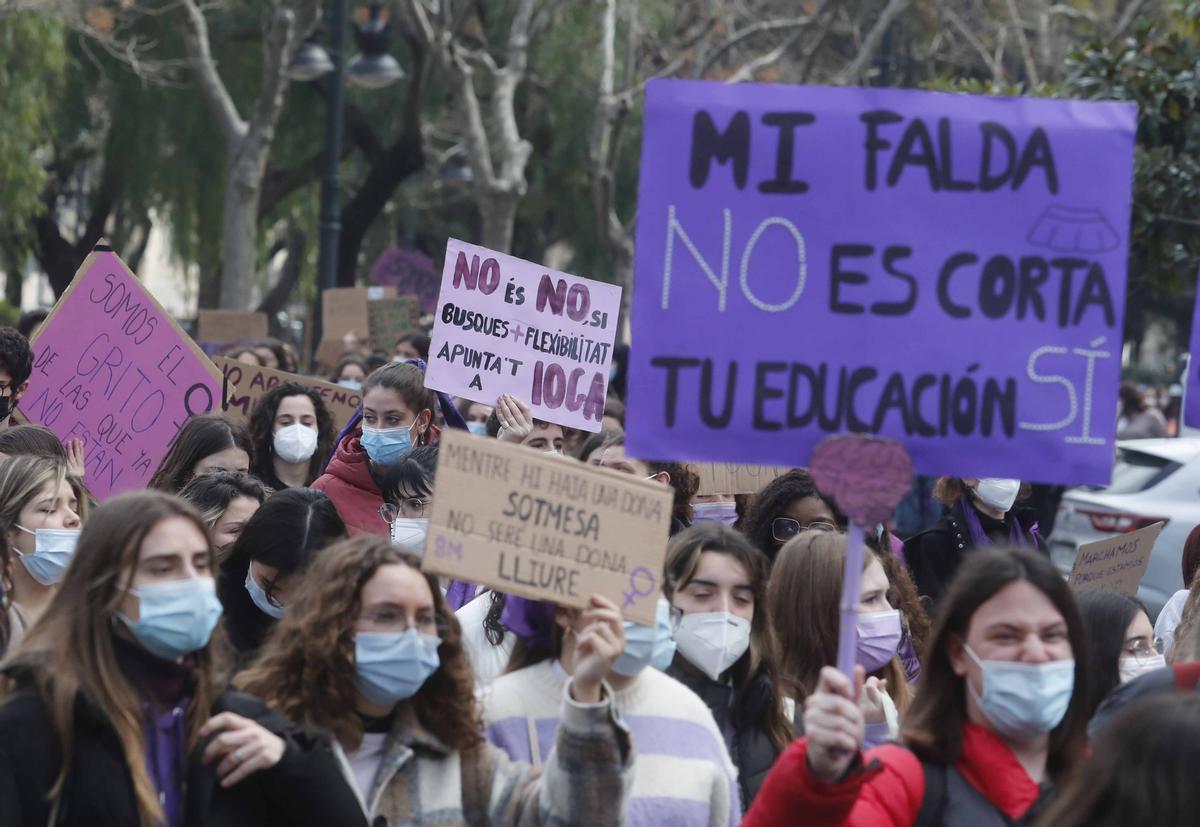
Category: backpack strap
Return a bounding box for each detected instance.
[1173,661,1200,690]
[913,760,947,827]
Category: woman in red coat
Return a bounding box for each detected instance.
[312,362,436,536]
[744,547,1090,826]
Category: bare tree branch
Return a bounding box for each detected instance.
[178,0,247,142]
[1003,0,1041,86]
[698,15,815,78]
[834,0,911,84]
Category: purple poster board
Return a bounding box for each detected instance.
[425,239,622,432]
[628,80,1136,487]
[19,250,225,499]
[1185,266,1200,429]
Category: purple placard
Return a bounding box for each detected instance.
[628,80,1136,487]
[424,239,622,432]
[19,251,225,499]
[1185,266,1200,429]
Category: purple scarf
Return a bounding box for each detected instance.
[960,500,1036,548]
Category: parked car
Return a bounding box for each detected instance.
[1049,438,1200,619]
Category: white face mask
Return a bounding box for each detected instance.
[1119,654,1166,684]
[973,478,1021,513]
[391,517,429,554]
[673,611,751,681]
[273,423,319,464]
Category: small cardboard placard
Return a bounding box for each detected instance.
[1068,521,1163,595]
[695,463,790,496]
[196,310,268,344]
[322,286,396,341]
[212,356,362,432]
[421,429,673,624]
[368,295,421,349]
[20,248,225,499]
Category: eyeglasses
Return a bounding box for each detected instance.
[359,608,449,637]
[1128,638,1166,659]
[771,517,837,543]
[379,497,429,524]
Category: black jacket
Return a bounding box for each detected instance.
[904,500,1044,606]
[0,684,366,827]
[666,656,789,809]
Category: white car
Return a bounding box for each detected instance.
[1049,438,1200,618]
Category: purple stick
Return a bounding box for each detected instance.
[837,522,866,679]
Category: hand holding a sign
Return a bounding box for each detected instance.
[495,394,535,443]
[804,665,866,784]
[569,594,626,704]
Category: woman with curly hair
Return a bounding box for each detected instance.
[237,536,633,825]
[248,382,336,490]
[739,469,840,563]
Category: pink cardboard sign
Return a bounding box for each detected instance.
[425,239,622,433]
[19,250,225,499]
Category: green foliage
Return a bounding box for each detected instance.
[0,17,66,240]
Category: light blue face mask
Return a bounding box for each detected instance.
[14,527,80,586]
[965,644,1075,741]
[466,421,488,436]
[612,597,677,677]
[244,567,284,620]
[355,629,441,705]
[119,578,223,661]
[361,422,415,465]
[338,378,363,391]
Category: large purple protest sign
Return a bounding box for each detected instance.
[20,250,225,499]
[424,239,622,432]
[627,80,1136,487]
[1185,266,1200,429]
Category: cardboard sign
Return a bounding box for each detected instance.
[322,286,396,342]
[627,80,1136,487]
[1068,521,1163,595]
[368,295,421,349]
[196,310,268,343]
[695,463,790,496]
[425,239,622,433]
[421,429,673,624]
[20,249,225,499]
[212,356,362,432]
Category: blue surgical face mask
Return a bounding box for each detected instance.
[466,421,488,436]
[612,597,677,677]
[361,422,415,465]
[965,644,1075,741]
[118,578,223,661]
[14,526,80,585]
[244,567,284,620]
[338,378,363,391]
[355,629,441,705]
[691,501,738,527]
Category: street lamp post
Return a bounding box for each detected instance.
[295,0,404,366]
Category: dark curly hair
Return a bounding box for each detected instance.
[248,382,335,487]
[740,469,842,561]
[235,536,482,753]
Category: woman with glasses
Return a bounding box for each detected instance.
[769,530,927,747]
[217,488,347,666]
[237,536,634,826]
[376,445,437,553]
[1075,590,1163,720]
[740,469,840,563]
[593,434,699,534]
[662,523,793,810]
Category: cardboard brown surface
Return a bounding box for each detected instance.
[368,295,421,349]
[213,356,362,432]
[197,310,268,343]
[322,286,396,341]
[421,430,673,624]
[1068,521,1163,595]
[694,463,790,496]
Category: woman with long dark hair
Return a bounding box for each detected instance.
[744,547,1091,826]
[248,382,336,490]
[237,536,633,825]
[1075,590,1160,719]
[148,415,253,494]
[662,523,793,808]
[217,488,346,665]
[0,491,363,826]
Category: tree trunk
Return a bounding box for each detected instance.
[479,194,518,254]
[218,142,269,309]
